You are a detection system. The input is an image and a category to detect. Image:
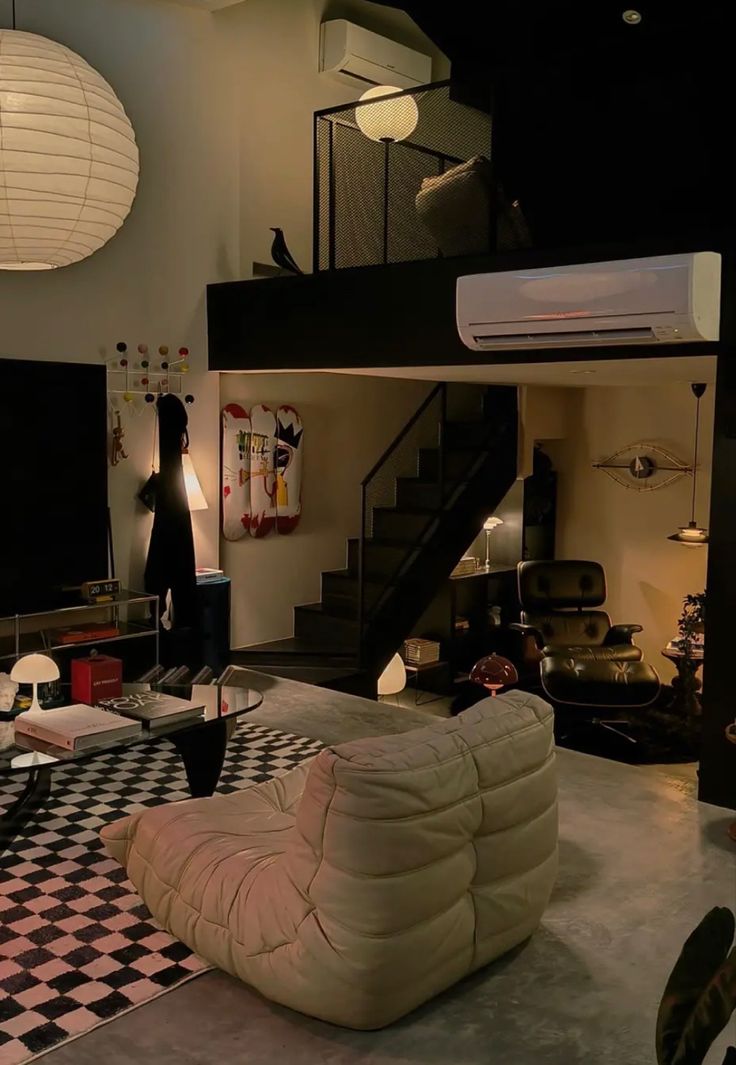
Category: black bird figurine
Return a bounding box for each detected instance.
[270,227,303,274]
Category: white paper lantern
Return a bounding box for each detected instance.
[0,30,139,270]
[355,85,419,143]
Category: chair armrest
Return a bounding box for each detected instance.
[509,622,544,648]
[604,624,643,645]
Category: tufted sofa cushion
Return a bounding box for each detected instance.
[101,690,557,1030]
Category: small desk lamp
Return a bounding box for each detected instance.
[11,653,60,713]
[483,516,504,569]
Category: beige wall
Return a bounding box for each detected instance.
[220,372,430,647]
[546,385,714,678]
[0,0,240,586]
[223,0,450,272]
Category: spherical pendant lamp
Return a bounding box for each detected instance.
[0,29,139,270]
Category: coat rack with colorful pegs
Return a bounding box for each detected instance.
[106,343,195,406]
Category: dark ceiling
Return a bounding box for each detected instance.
[369,1,734,250]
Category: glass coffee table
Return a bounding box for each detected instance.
[0,681,263,855]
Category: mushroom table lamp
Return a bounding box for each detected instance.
[470,654,518,697]
[10,653,60,713]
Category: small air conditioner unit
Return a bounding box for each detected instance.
[456,252,722,351]
[319,19,432,91]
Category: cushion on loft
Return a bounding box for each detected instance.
[415,155,532,256]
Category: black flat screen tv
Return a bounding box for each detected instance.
[0,359,109,615]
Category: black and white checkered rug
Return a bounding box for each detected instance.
[0,723,322,1065]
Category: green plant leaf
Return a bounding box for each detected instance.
[657,908,736,1065]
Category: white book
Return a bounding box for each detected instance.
[98,689,205,728]
[15,704,142,751]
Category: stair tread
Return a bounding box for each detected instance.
[324,569,384,585]
[231,637,354,660]
[296,602,358,621]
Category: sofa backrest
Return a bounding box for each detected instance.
[286,689,557,968]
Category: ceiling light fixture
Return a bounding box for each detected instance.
[668,383,709,545]
[0,12,139,270]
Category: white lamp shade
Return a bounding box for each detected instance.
[182,451,208,511]
[355,85,419,143]
[0,30,139,270]
[10,653,60,684]
[377,653,407,697]
[483,516,503,532]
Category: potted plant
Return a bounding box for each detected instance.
[657,906,736,1065]
[669,590,706,736]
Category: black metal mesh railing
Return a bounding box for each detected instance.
[314,82,493,271]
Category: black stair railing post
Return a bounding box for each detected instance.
[358,483,366,669]
[438,383,447,505]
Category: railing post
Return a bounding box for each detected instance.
[438,384,447,506]
[358,485,366,669]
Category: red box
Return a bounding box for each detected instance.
[71,653,123,705]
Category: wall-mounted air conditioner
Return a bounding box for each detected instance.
[319,19,432,91]
[456,252,722,351]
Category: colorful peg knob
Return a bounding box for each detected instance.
[184,394,194,405]
[160,361,169,370]
[179,347,189,356]
[162,379,169,390]
[123,391,134,403]
[159,345,169,356]
[180,363,189,373]
[137,343,148,354]
[145,393,155,404]
[116,341,127,353]
[140,359,149,369]
[120,358,128,368]
[141,377,149,386]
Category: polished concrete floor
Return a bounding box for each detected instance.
[41,674,736,1065]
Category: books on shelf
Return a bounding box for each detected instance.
[450,556,478,578]
[402,638,441,666]
[46,622,121,645]
[14,703,142,751]
[97,689,205,728]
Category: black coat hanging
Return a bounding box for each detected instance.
[144,393,202,665]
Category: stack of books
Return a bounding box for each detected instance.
[196,567,225,584]
[454,616,470,633]
[450,556,478,578]
[15,704,142,751]
[403,638,441,666]
[98,689,205,729]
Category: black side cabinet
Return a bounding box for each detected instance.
[196,577,231,676]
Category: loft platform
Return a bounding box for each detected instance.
[207,236,734,374]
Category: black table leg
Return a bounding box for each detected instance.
[1,767,52,858]
[171,719,228,798]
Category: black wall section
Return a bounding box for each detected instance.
[701,351,736,809]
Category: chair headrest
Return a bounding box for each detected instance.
[518,560,606,610]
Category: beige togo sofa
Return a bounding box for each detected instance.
[101,689,558,1030]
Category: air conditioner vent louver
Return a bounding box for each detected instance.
[473,327,656,349]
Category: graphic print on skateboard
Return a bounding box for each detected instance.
[249,404,277,538]
[276,405,303,534]
[221,404,251,541]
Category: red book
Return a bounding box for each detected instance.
[48,623,121,646]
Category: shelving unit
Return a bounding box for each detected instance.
[0,591,159,679]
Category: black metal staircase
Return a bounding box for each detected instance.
[230,383,518,694]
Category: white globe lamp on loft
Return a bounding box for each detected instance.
[0,26,139,271]
[355,85,419,266]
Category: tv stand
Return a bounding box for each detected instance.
[0,591,160,681]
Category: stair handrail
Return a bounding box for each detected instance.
[358,382,447,667]
[360,383,445,489]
